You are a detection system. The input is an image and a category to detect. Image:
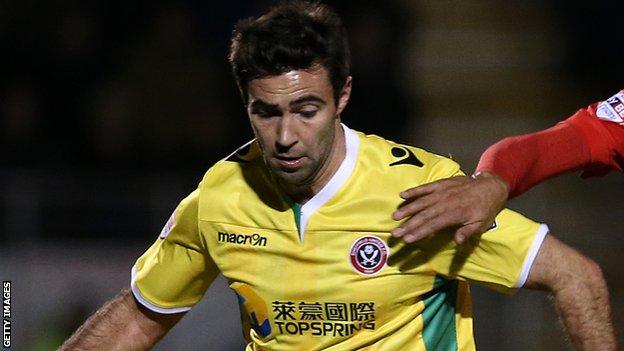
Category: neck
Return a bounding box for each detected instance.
[284,124,346,205]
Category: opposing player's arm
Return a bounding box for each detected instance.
[393,121,591,245]
[524,235,617,350]
[59,288,184,350]
[394,90,624,244]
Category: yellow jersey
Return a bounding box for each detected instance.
[132,125,548,350]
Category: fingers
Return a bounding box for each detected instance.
[392,193,437,220]
[454,222,483,244]
[399,181,437,200]
[399,176,464,200]
[393,207,462,243]
[393,174,508,245]
[393,176,480,243]
[393,177,463,220]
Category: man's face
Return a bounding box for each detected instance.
[246,65,351,192]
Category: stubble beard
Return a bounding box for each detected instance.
[270,158,318,200]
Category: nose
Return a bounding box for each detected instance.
[276,114,298,152]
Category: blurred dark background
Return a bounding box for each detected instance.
[1,0,622,350]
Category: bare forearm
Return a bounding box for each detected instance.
[59,289,178,351]
[526,236,618,350]
[550,259,616,350]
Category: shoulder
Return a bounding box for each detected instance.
[195,140,285,222]
[199,139,267,189]
[355,130,462,183]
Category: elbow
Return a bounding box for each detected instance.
[553,254,608,298]
[579,257,608,293]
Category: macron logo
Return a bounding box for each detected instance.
[218,231,268,247]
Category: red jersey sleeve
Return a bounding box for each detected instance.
[564,90,624,177]
[477,89,624,198]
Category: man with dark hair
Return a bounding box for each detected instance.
[61,2,617,350]
[229,1,350,105]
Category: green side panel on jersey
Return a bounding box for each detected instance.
[422,276,458,351]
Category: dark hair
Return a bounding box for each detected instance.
[229,1,350,104]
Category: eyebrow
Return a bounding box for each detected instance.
[249,99,277,110]
[289,95,326,107]
[248,94,326,112]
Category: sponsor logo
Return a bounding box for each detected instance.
[596,92,624,124]
[231,283,378,339]
[389,147,424,167]
[159,213,176,239]
[272,300,376,337]
[349,236,388,275]
[233,284,272,338]
[218,231,268,247]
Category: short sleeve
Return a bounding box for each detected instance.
[131,189,219,313]
[416,156,548,293]
[424,210,548,293]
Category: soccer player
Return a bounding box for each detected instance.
[60,2,617,350]
[392,89,624,244]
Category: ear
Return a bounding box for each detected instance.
[336,76,352,116]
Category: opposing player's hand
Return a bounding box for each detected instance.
[391,172,509,244]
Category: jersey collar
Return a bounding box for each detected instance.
[295,123,360,240]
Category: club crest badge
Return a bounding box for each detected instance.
[349,236,389,275]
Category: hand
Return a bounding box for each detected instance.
[391,172,510,244]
